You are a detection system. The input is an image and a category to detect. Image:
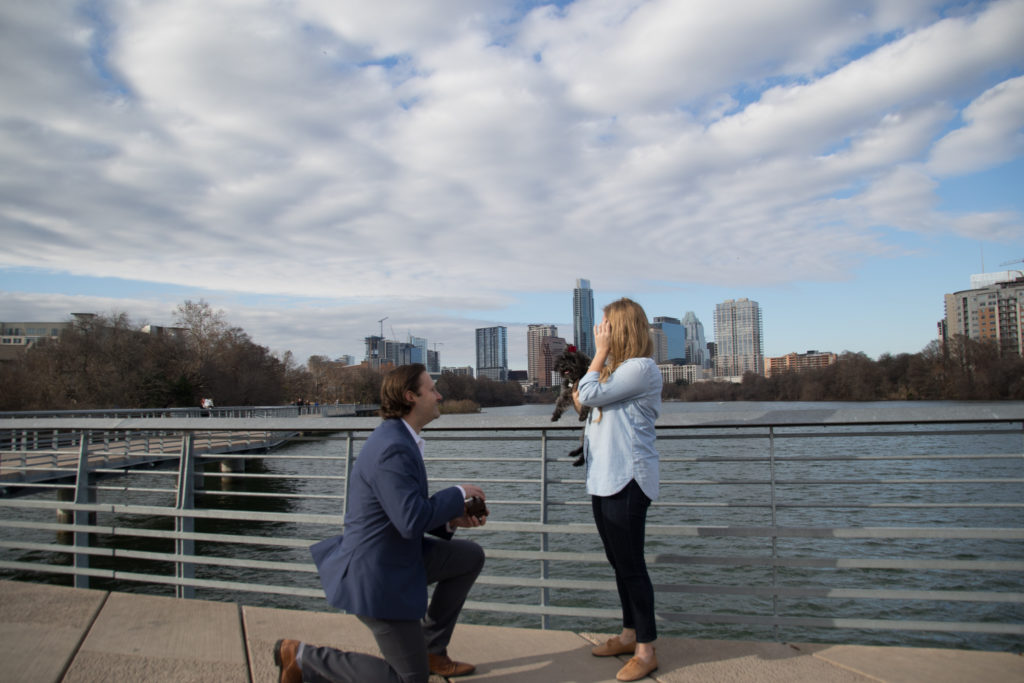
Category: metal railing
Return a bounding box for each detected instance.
[0,404,1022,651]
[0,403,378,421]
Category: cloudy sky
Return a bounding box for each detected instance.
[2,0,1022,370]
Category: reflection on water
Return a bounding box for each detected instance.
[2,402,1021,652]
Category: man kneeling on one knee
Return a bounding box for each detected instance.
[276,363,488,683]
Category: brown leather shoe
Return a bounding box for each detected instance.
[616,653,658,681]
[273,639,302,683]
[591,636,636,657]
[428,652,476,677]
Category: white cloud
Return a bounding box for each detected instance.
[929,75,1024,176]
[1,0,1023,365]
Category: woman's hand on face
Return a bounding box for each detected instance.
[593,318,611,356]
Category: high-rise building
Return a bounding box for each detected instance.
[573,278,595,357]
[764,350,837,377]
[944,273,1024,357]
[682,311,708,368]
[652,316,686,364]
[409,336,427,365]
[713,298,764,378]
[476,326,508,381]
[648,326,667,364]
[364,336,414,368]
[426,349,440,374]
[541,336,567,387]
[657,363,705,384]
[527,324,559,386]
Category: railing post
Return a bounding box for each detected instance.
[72,430,94,589]
[540,429,550,630]
[342,431,354,520]
[175,433,196,599]
[769,426,778,641]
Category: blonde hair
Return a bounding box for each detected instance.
[600,298,654,382]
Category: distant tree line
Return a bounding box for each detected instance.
[663,337,1024,402]
[0,301,526,412]
[0,302,308,411]
[1,304,1020,413]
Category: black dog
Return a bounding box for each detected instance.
[551,346,591,466]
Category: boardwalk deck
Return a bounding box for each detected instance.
[1,579,1021,683]
[0,429,296,490]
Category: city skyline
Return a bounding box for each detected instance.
[1,2,1022,370]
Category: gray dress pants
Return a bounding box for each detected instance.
[301,538,485,683]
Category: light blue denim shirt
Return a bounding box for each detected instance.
[577,356,662,500]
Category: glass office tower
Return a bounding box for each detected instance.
[475,326,508,381]
[573,278,595,357]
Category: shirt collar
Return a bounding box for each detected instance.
[401,418,426,458]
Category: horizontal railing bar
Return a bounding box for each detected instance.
[0,503,335,527]
[94,486,176,495]
[654,612,1024,634]
[653,583,1024,603]
[198,472,346,481]
[193,490,344,502]
[652,478,1024,485]
[5,415,1020,433]
[0,541,314,574]
[465,600,621,619]
[476,575,1024,603]
[482,548,1024,571]
[0,520,323,548]
[544,499,1024,509]
[0,561,116,580]
[7,531,1020,573]
[11,451,1019,465]
[431,478,540,485]
[3,501,1021,540]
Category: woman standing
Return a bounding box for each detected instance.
[575,298,662,681]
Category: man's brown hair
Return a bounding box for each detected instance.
[379,363,428,419]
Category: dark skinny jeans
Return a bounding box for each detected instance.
[591,479,657,643]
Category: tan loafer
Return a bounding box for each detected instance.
[428,653,476,677]
[616,653,658,681]
[273,639,302,683]
[591,636,637,657]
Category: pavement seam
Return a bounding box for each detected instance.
[238,602,254,683]
[809,651,887,682]
[57,588,110,683]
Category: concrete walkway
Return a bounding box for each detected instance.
[1,579,1020,683]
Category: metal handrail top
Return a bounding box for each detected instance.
[2,401,1022,433]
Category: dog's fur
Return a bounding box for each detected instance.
[550,347,591,466]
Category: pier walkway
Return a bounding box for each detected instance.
[2,579,1021,683]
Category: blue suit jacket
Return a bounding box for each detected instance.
[310,418,465,620]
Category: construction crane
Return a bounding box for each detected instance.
[372,317,388,369]
[1000,258,1024,278]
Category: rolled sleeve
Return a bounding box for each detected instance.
[581,358,662,500]
[578,361,652,407]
